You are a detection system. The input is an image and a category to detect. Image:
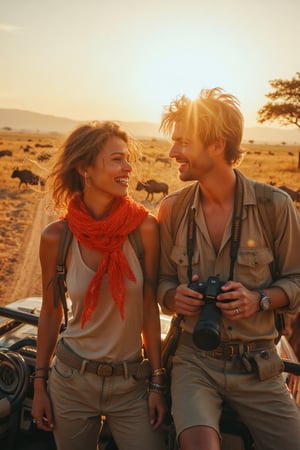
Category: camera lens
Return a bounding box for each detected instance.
[193,324,220,350]
[192,303,221,350]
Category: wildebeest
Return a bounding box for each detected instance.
[136,179,169,201]
[37,152,52,162]
[22,145,32,152]
[155,155,171,167]
[0,149,12,157]
[11,168,45,189]
[278,185,300,203]
[35,143,54,148]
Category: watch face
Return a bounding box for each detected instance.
[260,296,271,311]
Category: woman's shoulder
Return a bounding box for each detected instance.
[135,214,159,252]
[41,219,68,245]
[139,213,158,233]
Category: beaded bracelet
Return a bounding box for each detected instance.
[151,368,167,377]
[30,374,48,382]
[148,381,168,395]
[31,367,49,379]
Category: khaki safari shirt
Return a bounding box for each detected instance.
[158,170,300,342]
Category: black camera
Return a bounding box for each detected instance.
[189,275,225,351]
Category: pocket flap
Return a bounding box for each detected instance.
[237,247,273,268]
[252,348,284,381]
[171,245,200,266]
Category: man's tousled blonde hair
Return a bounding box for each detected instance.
[160,87,244,165]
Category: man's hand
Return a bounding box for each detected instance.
[174,274,205,316]
[216,280,260,320]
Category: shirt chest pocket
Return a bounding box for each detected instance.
[170,245,200,282]
[237,247,274,285]
[170,245,200,266]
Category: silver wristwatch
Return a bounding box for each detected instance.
[257,290,271,311]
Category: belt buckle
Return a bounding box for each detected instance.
[96,364,113,376]
[211,348,222,358]
[244,342,255,353]
[223,345,235,359]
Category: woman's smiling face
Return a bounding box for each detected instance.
[87,136,132,198]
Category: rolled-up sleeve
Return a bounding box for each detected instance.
[271,190,300,313]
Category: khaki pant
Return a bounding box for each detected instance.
[171,337,300,450]
[48,357,167,450]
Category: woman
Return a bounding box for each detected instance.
[31,121,167,450]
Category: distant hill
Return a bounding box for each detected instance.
[0,109,78,134]
[0,108,163,138]
[0,108,299,144]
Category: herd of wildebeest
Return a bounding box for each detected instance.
[1,141,300,204]
[1,141,172,200]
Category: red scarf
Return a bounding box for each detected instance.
[65,195,148,328]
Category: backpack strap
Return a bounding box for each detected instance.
[52,219,73,328]
[254,181,277,279]
[128,227,144,269]
[170,183,199,242]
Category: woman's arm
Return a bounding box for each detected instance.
[139,214,167,430]
[31,220,67,431]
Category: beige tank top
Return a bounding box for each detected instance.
[62,237,144,362]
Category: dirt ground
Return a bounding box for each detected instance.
[0,195,55,305]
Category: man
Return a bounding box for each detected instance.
[157,88,300,450]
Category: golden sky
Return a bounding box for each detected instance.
[0,0,299,127]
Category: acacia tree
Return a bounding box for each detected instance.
[257,72,300,128]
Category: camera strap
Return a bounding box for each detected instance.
[186,169,244,283]
[187,206,196,283]
[228,171,244,280]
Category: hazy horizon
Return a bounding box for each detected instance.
[1,108,299,144]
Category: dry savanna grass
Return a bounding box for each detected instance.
[0,130,300,303]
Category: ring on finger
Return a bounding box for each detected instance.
[234,307,240,315]
[32,418,43,425]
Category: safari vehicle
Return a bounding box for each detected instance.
[0,298,299,450]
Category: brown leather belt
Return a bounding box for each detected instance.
[180,333,274,360]
[55,339,150,377]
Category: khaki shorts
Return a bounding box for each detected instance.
[171,336,300,450]
[48,356,167,450]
